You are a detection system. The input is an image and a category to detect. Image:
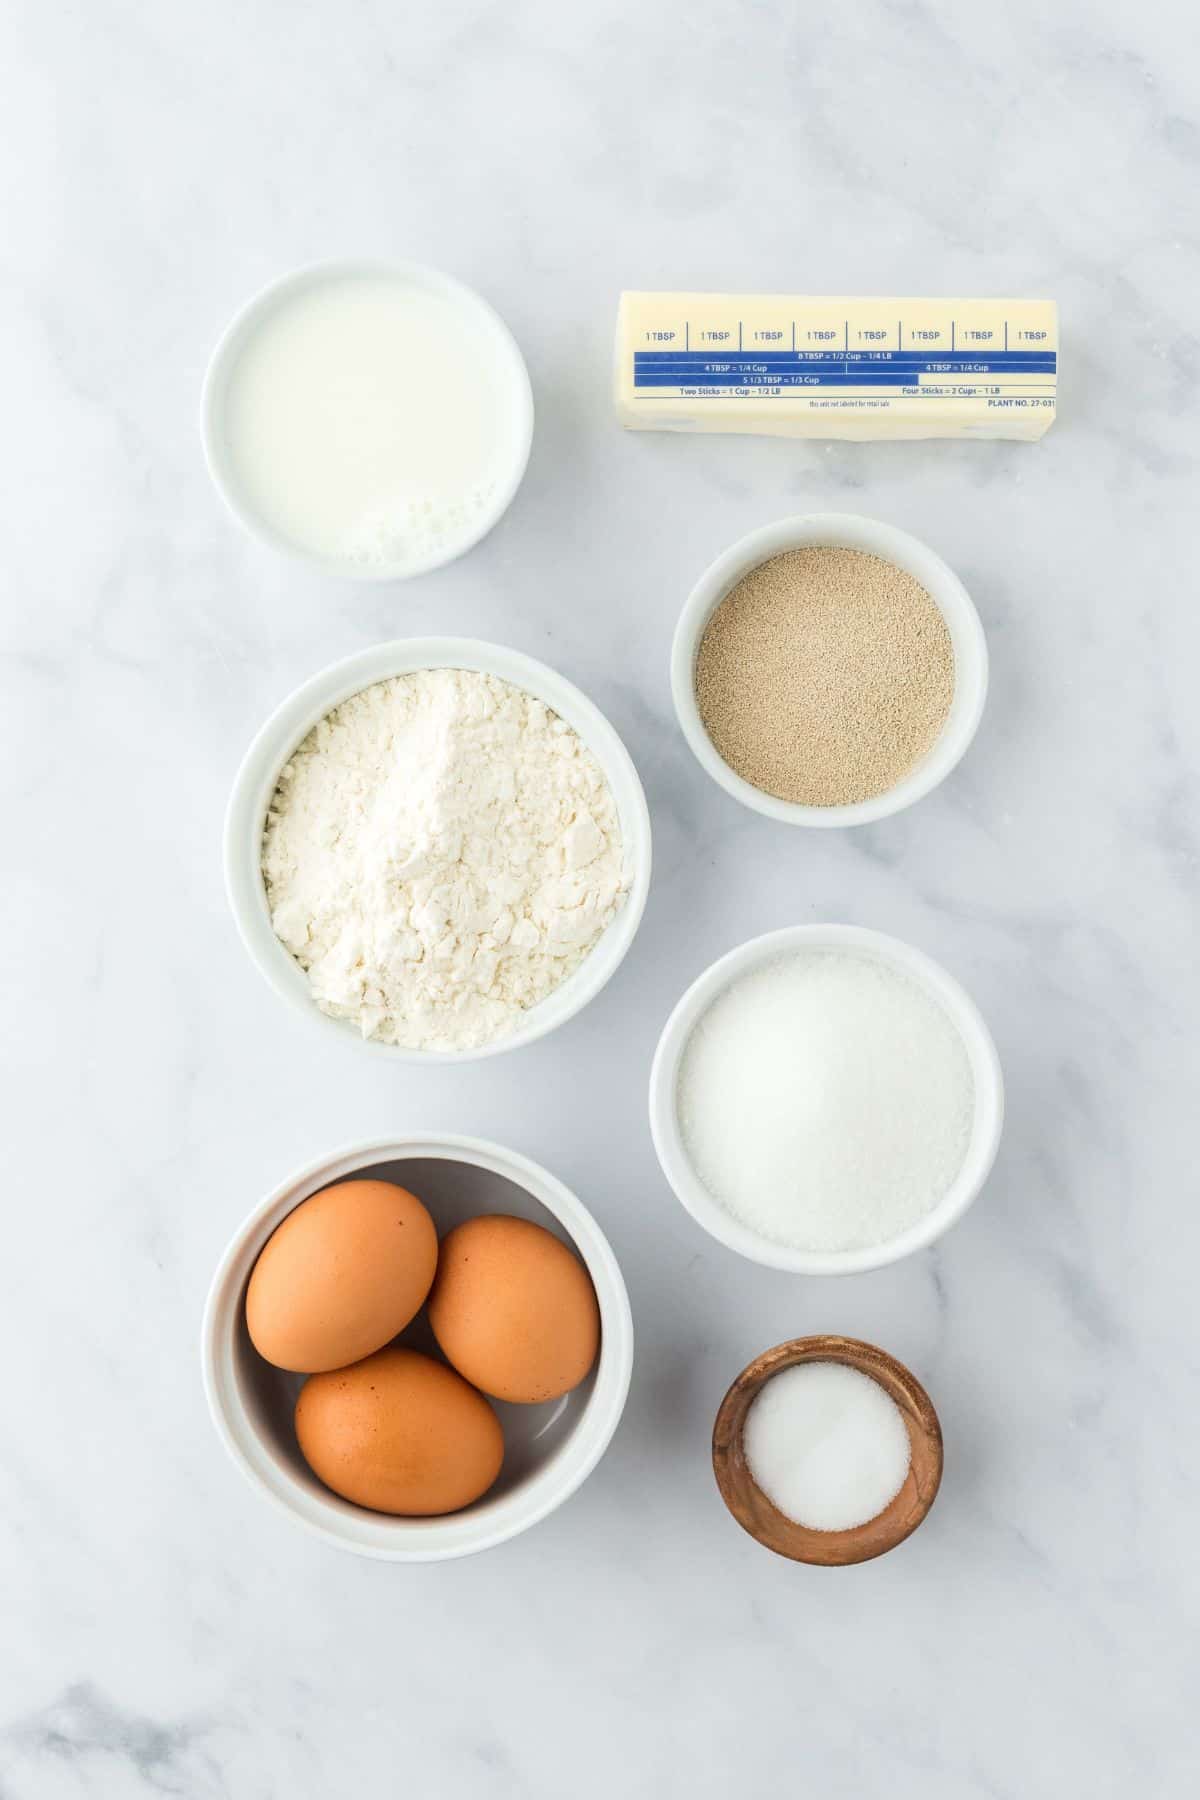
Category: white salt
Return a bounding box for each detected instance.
[744,1362,911,1532]
[676,950,974,1253]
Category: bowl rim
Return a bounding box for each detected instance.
[200,1133,635,1561]
[199,257,535,582]
[224,636,653,1062]
[648,923,1004,1274]
[670,510,989,827]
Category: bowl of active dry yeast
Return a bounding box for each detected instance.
[672,513,988,826]
[649,925,1003,1274]
[225,639,651,1060]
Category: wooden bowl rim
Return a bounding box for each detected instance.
[711,1334,943,1565]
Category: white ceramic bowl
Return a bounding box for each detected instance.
[225,637,652,1061]
[201,259,534,580]
[202,1134,634,1561]
[671,512,988,827]
[648,924,1004,1275]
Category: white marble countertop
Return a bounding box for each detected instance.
[5,1,1198,1793]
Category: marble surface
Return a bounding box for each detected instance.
[4,0,1198,1793]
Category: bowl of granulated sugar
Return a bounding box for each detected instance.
[649,924,1004,1274]
[671,513,988,827]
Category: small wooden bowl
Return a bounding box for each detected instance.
[712,1335,943,1565]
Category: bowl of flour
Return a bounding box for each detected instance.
[225,640,651,1059]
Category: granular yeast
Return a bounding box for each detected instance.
[694,546,954,807]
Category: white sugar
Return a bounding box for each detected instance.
[744,1362,911,1532]
[677,950,974,1253]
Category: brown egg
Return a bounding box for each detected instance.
[295,1347,504,1515]
[246,1179,437,1373]
[427,1214,601,1403]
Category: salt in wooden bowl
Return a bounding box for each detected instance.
[712,1335,943,1565]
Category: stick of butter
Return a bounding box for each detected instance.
[615,293,1057,441]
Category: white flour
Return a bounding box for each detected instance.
[261,669,628,1051]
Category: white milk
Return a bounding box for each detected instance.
[220,270,527,573]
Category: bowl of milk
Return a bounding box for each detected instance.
[202,260,534,580]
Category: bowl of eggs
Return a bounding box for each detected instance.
[201,1134,633,1560]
